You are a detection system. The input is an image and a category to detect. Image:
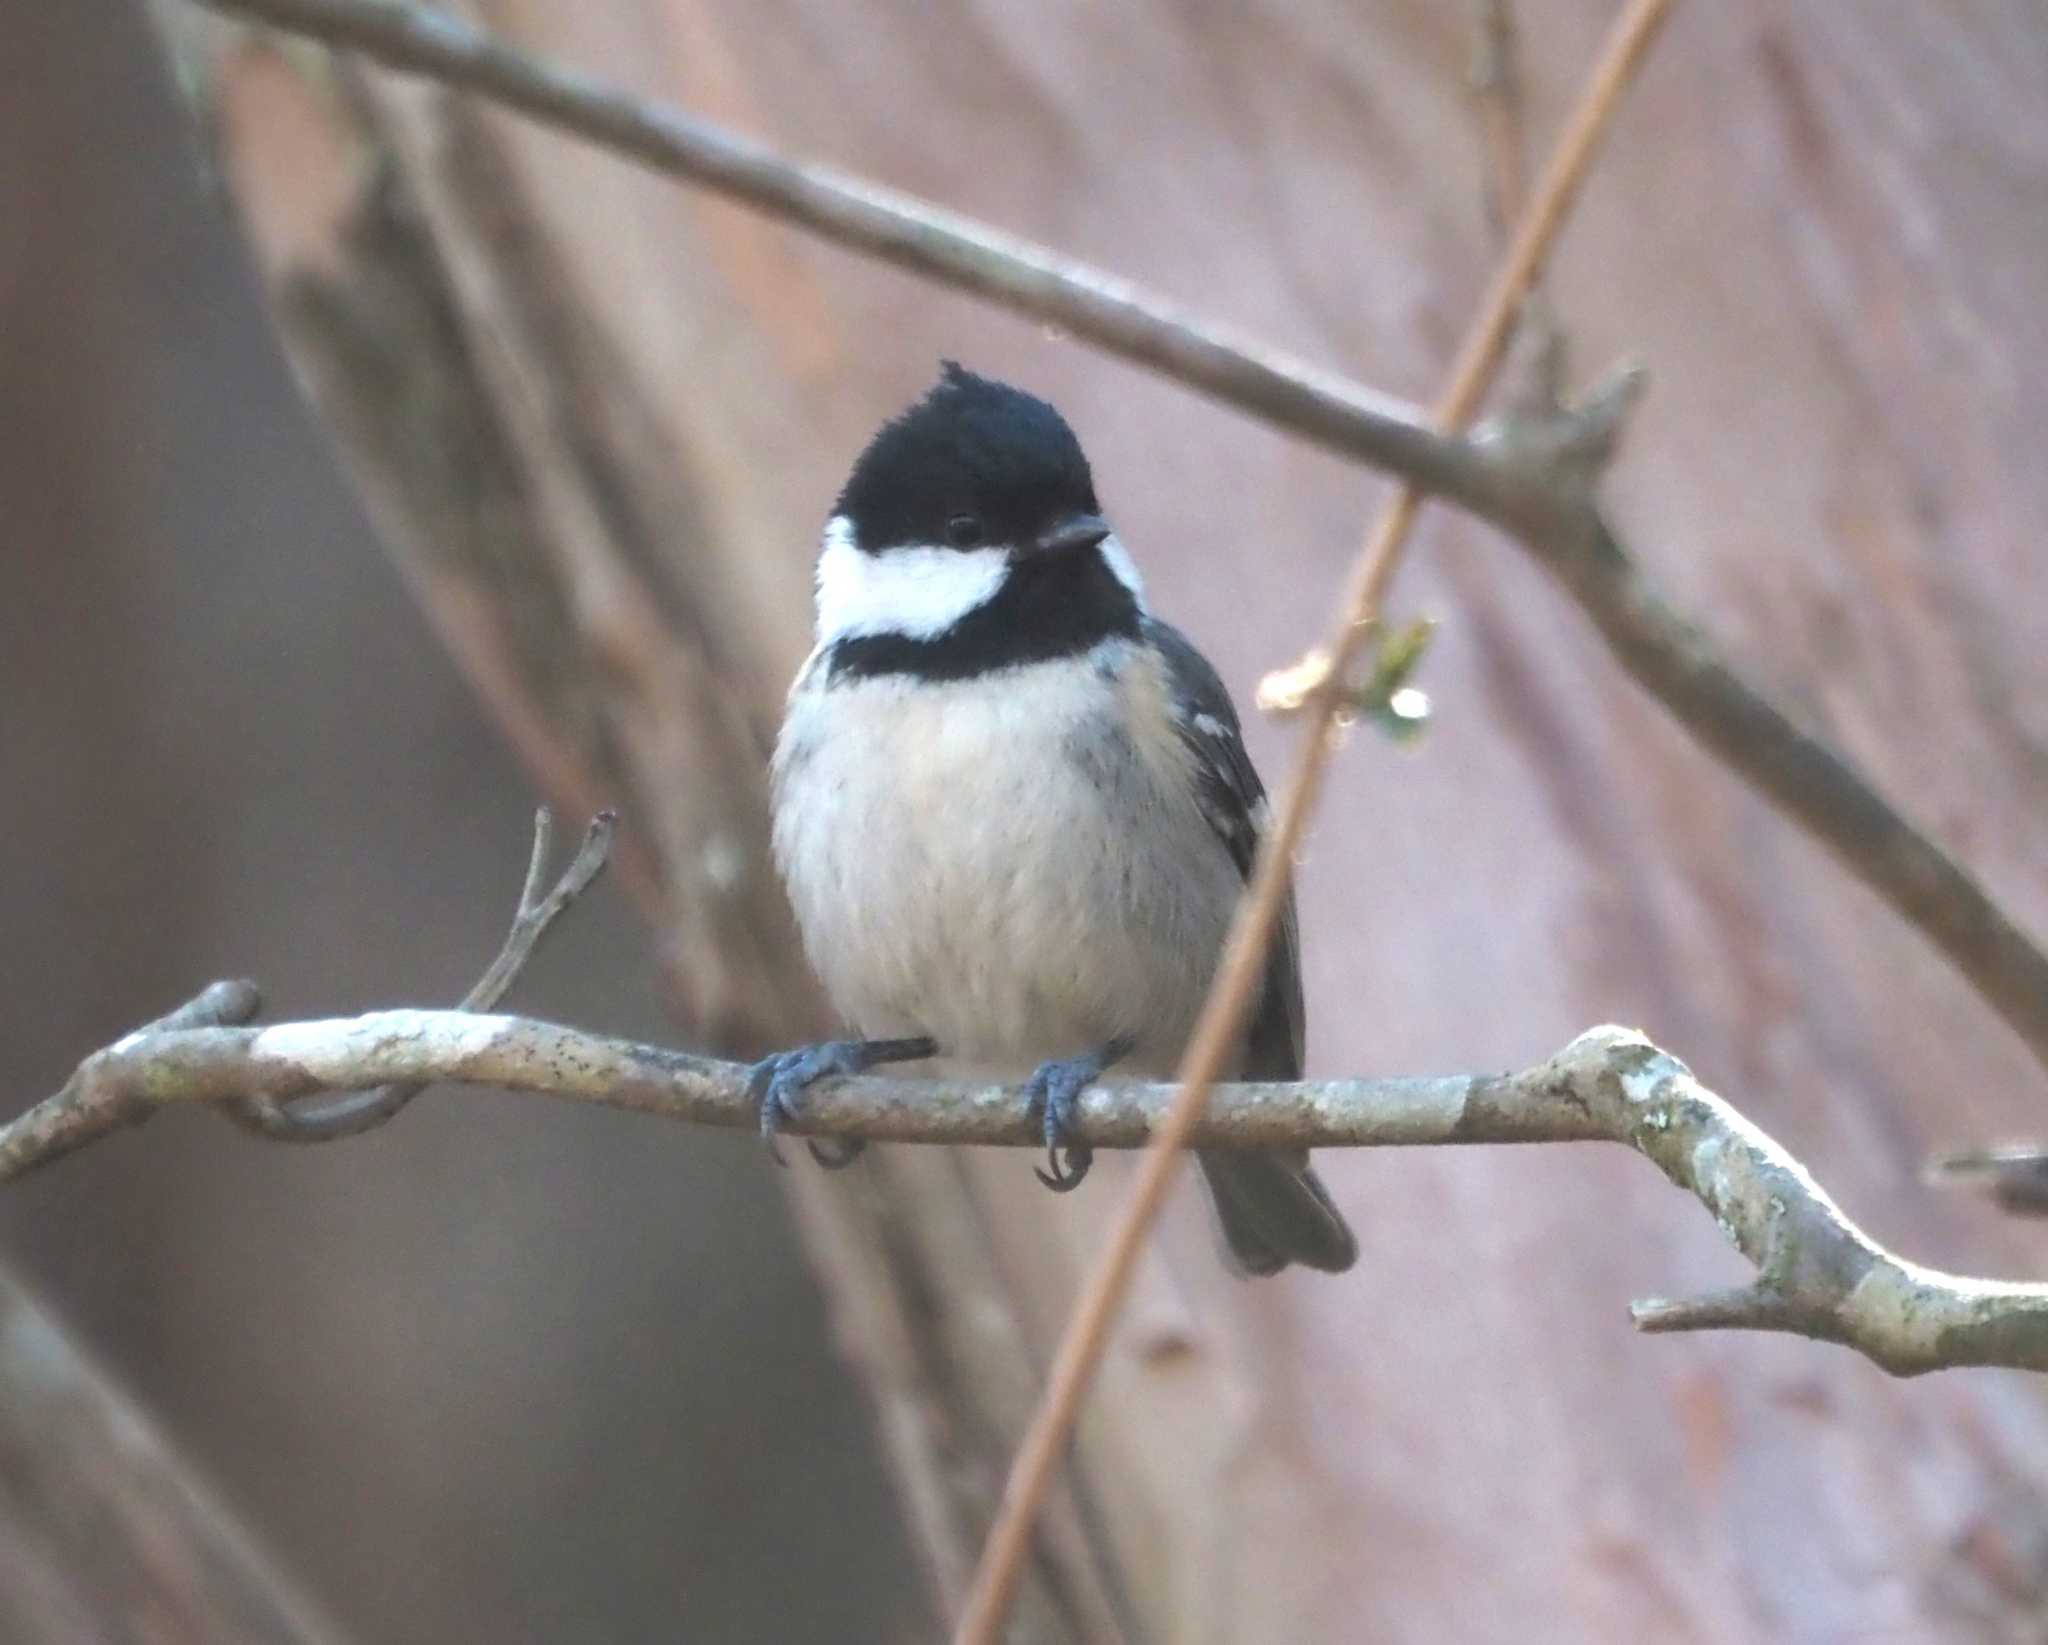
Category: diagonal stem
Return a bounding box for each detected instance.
[951,3,1678,1639]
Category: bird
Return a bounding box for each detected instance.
[752,362,1356,1276]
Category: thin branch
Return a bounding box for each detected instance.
[189,0,1473,494]
[1470,0,1527,244]
[1464,0,1568,417]
[181,0,2048,1102]
[9,981,258,1176]
[216,807,615,1141]
[1266,0,1667,717]
[1478,3,2048,1227]
[1927,1145,2048,1218]
[138,978,266,1035]
[957,5,1677,1636]
[1630,1285,1813,1336]
[6,1011,2043,1376]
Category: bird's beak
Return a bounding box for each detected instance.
[1034,513,1111,556]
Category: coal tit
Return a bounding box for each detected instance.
[756,363,1355,1276]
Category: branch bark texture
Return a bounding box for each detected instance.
[9,1005,2046,1378]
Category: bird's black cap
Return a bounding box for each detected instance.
[835,362,1101,552]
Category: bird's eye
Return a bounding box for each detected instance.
[945,513,985,548]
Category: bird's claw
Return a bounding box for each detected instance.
[1036,1146,1092,1193]
[748,1043,854,1167]
[1024,1054,1100,1193]
[806,1135,867,1170]
[745,1037,934,1168]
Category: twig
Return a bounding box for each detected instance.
[216,807,615,1141]
[1270,0,1664,717]
[1466,0,1567,414]
[1470,0,1526,244]
[138,978,267,1035]
[1927,1146,2048,1218]
[6,1012,2045,1376]
[953,5,1678,1637]
[181,0,2048,1102]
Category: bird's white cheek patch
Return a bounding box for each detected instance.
[814,516,1009,642]
[1098,533,1147,605]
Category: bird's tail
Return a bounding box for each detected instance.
[1197,1149,1357,1276]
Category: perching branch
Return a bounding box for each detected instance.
[7,1005,2044,1377]
[182,0,2048,1108]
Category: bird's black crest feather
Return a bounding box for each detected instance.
[835,364,1099,553]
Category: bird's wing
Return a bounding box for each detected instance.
[1143,616,1304,1081]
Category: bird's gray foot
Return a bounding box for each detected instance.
[747,1036,936,1167]
[1024,1037,1132,1193]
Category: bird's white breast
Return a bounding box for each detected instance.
[770,642,1240,1073]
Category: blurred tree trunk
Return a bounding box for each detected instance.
[153,3,2048,1640]
[0,1268,338,1644]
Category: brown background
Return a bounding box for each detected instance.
[0,3,913,1640]
[6,1,2048,1640]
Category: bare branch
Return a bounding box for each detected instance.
[138,978,266,1034]
[186,0,1475,496]
[216,807,615,1141]
[1927,1145,2048,1218]
[1466,0,1569,417]
[1630,1285,1812,1336]
[1469,0,1527,245]
[7,1012,2043,1376]
[179,0,2048,1110]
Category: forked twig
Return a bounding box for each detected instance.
[215,807,614,1141]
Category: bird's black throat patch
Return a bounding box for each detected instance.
[827,544,1141,683]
